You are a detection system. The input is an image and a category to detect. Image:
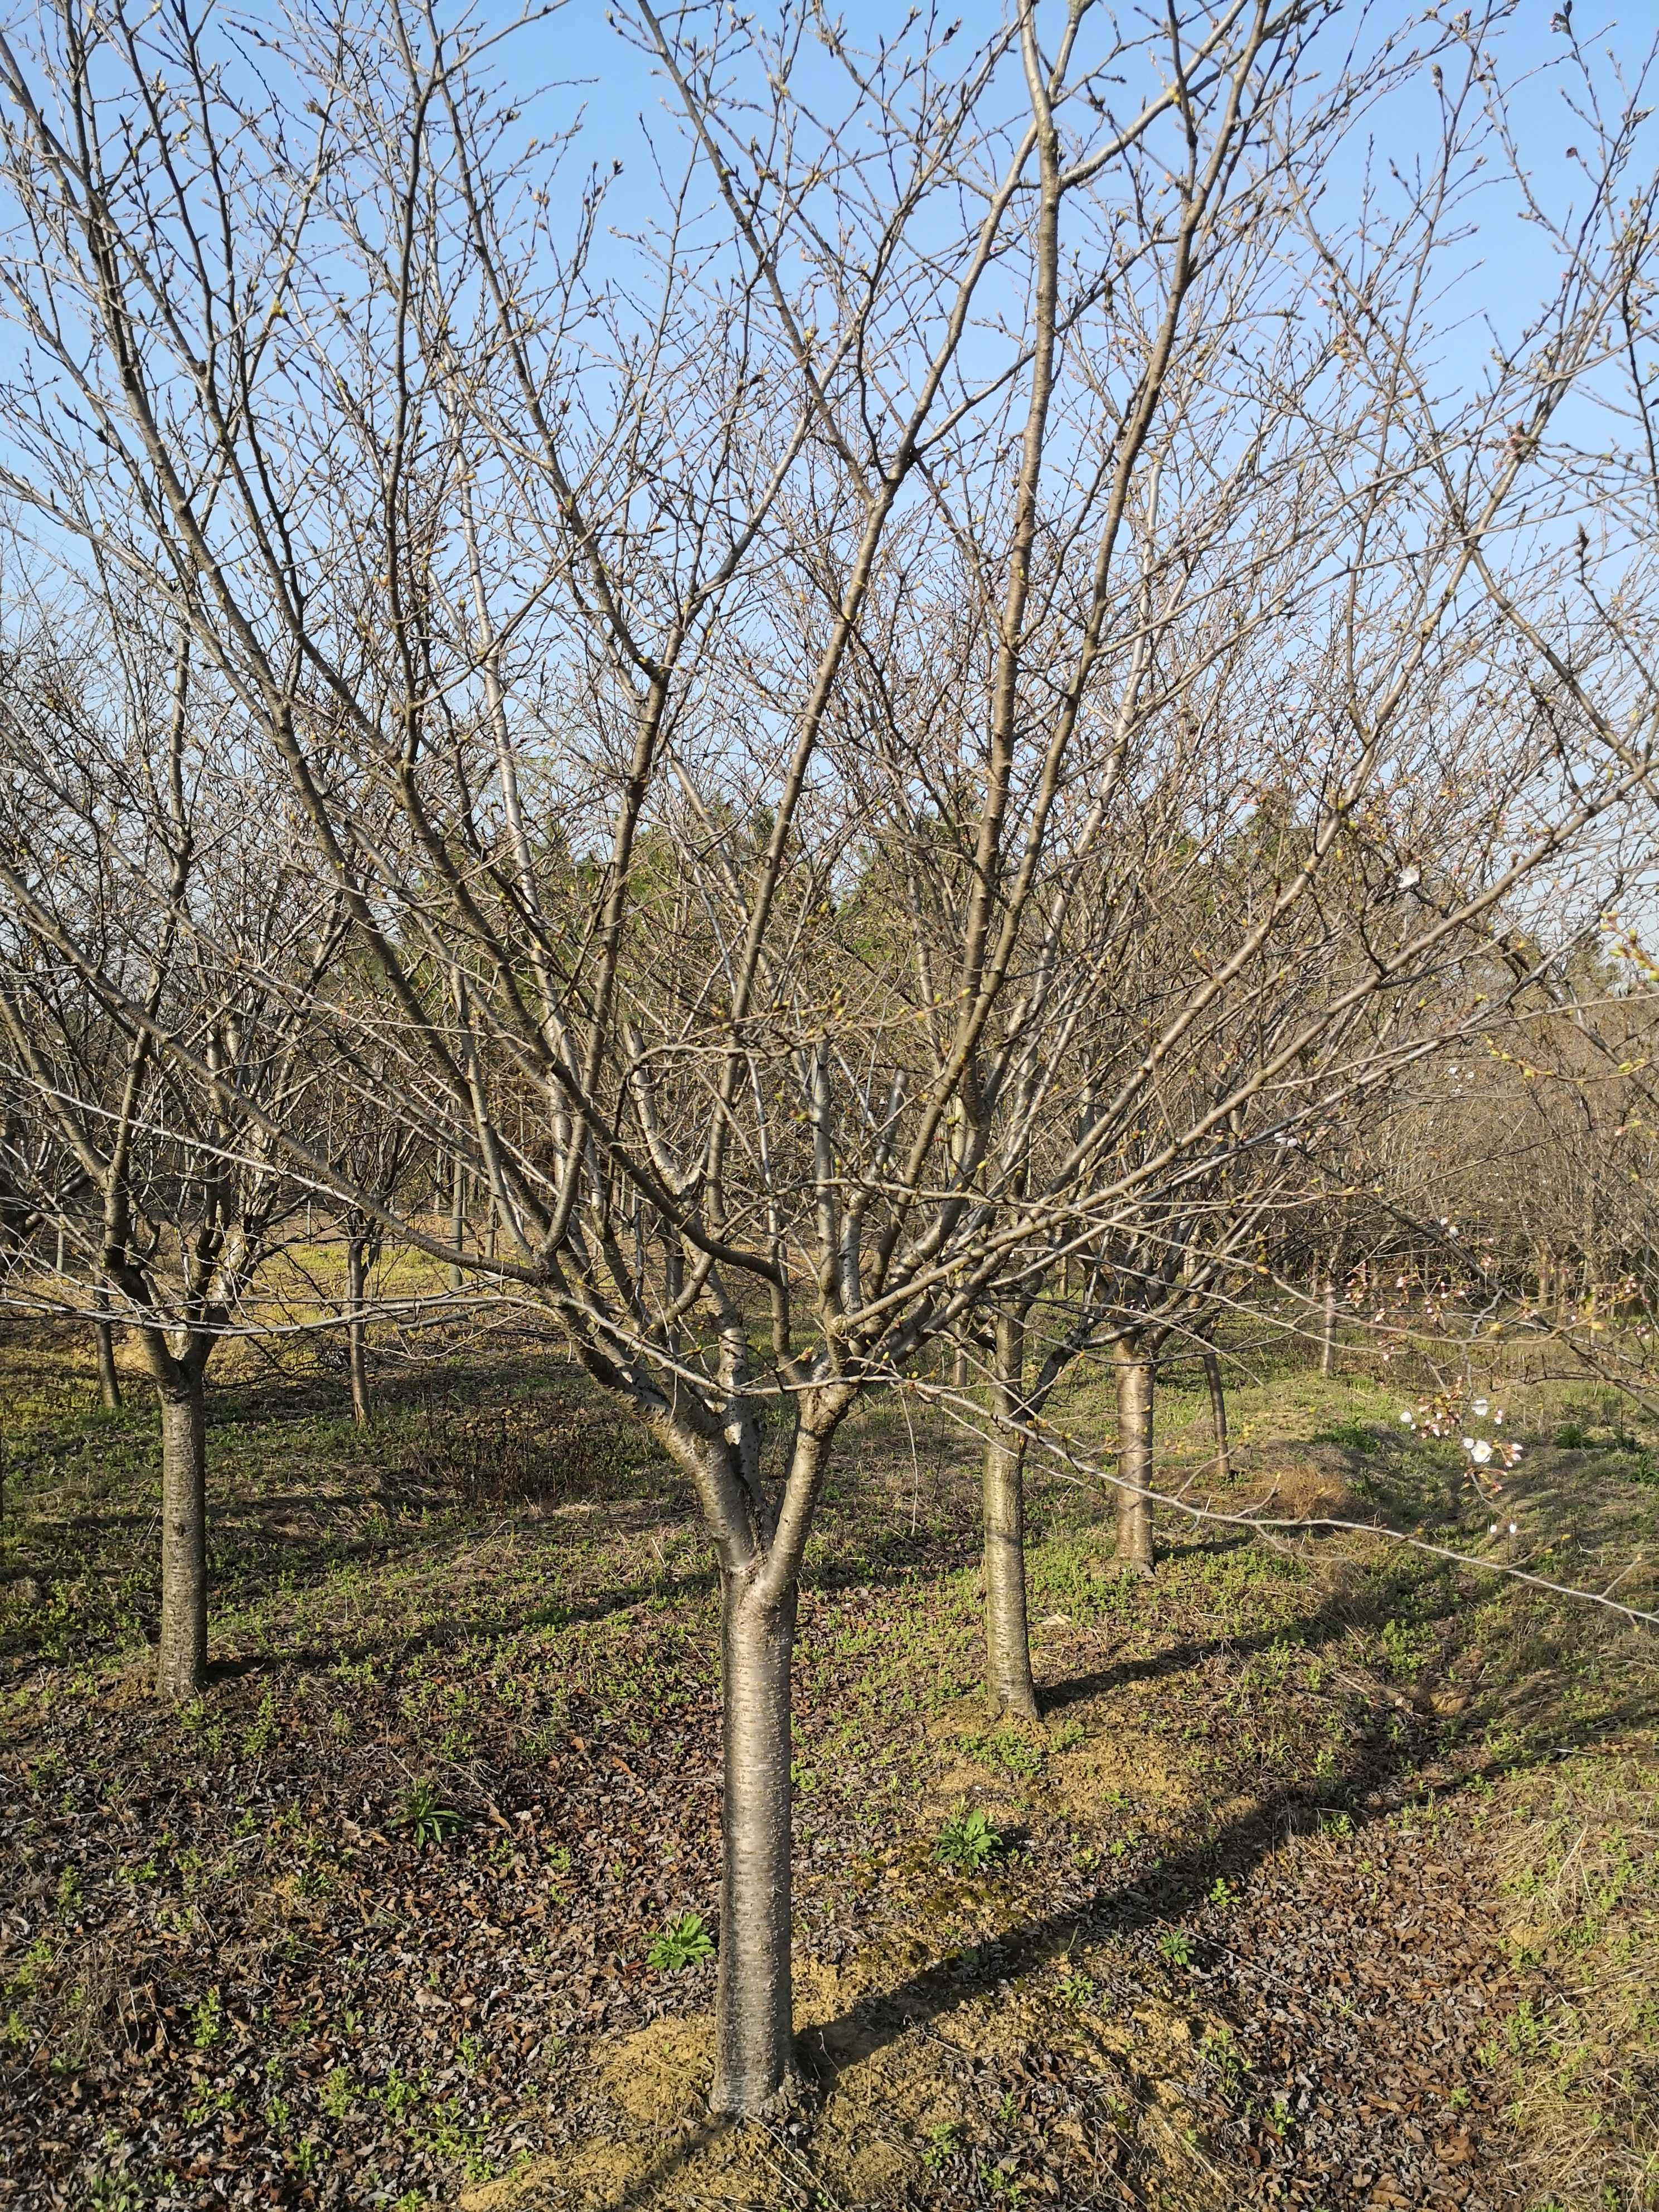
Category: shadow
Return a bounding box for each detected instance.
[798,1605,1659,2123]
[201,1553,727,1681]
[1040,1598,1352,1714]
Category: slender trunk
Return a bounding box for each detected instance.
[94,1284,121,1410]
[712,1573,797,2114]
[1202,1348,1230,1482]
[449,1153,465,1294]
[1112,1337,1155,1576]
[952,1343,968,1390]
[1319,1269,1338,1376]
[158,1367,207,1700]
[982,1309,1037,1720]
[347,1236,370,1427]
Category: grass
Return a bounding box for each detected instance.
[0,1308,1656,2208]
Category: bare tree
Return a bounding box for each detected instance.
[0,610,338,1695]
[0,0,1656,2116]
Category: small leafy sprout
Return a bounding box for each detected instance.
[647,1912,715,1972]
[921,2122,961,2170]
[397,1779,462,1848]
[1157,1928,1194,1967]
[935,1804,1001,1874]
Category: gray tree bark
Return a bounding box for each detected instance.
[449,1154,465,1294]
[157,1367,207,1700]
[1202,1347,1230,1482]
[1113,1336,1155,1576]
[1319,1267,1338,1375]
[94,1284,121,1410]
[711,1571,798,2114]
[982,1309,1037,1719]
[346,1235,370,1426]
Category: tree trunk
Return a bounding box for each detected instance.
[952,1343,968,1389]
[94,1285,121,1410]
[449,1153,465,1293]
[712,1573,798,2114]
[1319,1269,1338,1375]
[158,1368,207,1700]
[1112,1337,1155,1576]
[347,1235,370,1426]
[1202,1348,1230,1482]
[982,1310,1037,1720]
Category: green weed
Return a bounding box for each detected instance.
[396,1779,462,1849]
[935,1804,1001,1874]
[646,1912,715,1971]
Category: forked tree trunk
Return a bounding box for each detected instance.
[1112,1337,1155,1576]
[712,1572,798,2114]
[1202,1347,1230,1482]
[94,1285,121,1410]
[982,1309,1037,1720]
[158,1366,208,1700]
[346,1235,370,1426]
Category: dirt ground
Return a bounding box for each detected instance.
[1,1311,1656,2210]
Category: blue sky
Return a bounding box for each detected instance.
[495,0,1659,414]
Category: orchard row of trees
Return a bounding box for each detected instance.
[3,0,1659,2116]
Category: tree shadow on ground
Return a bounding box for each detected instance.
[593,1585,1658,2212]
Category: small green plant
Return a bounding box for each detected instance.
[379,2067,422,2117]
[935,1804,1001,1874]
[241,1691,280,1759]
[290,2137,325,2179]
[190,1986,223,2049]
[921,2122,961,2171]
[183,2078,234,2128]
[397,1779,462,1848]
[963,1725,1042,1779]
[1200,2025,1243,2094]
[1157,1928,1194,1967]
[1553,1419,1592,1449]
[646,1912,715,1971]
[86,2171,143,2212]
